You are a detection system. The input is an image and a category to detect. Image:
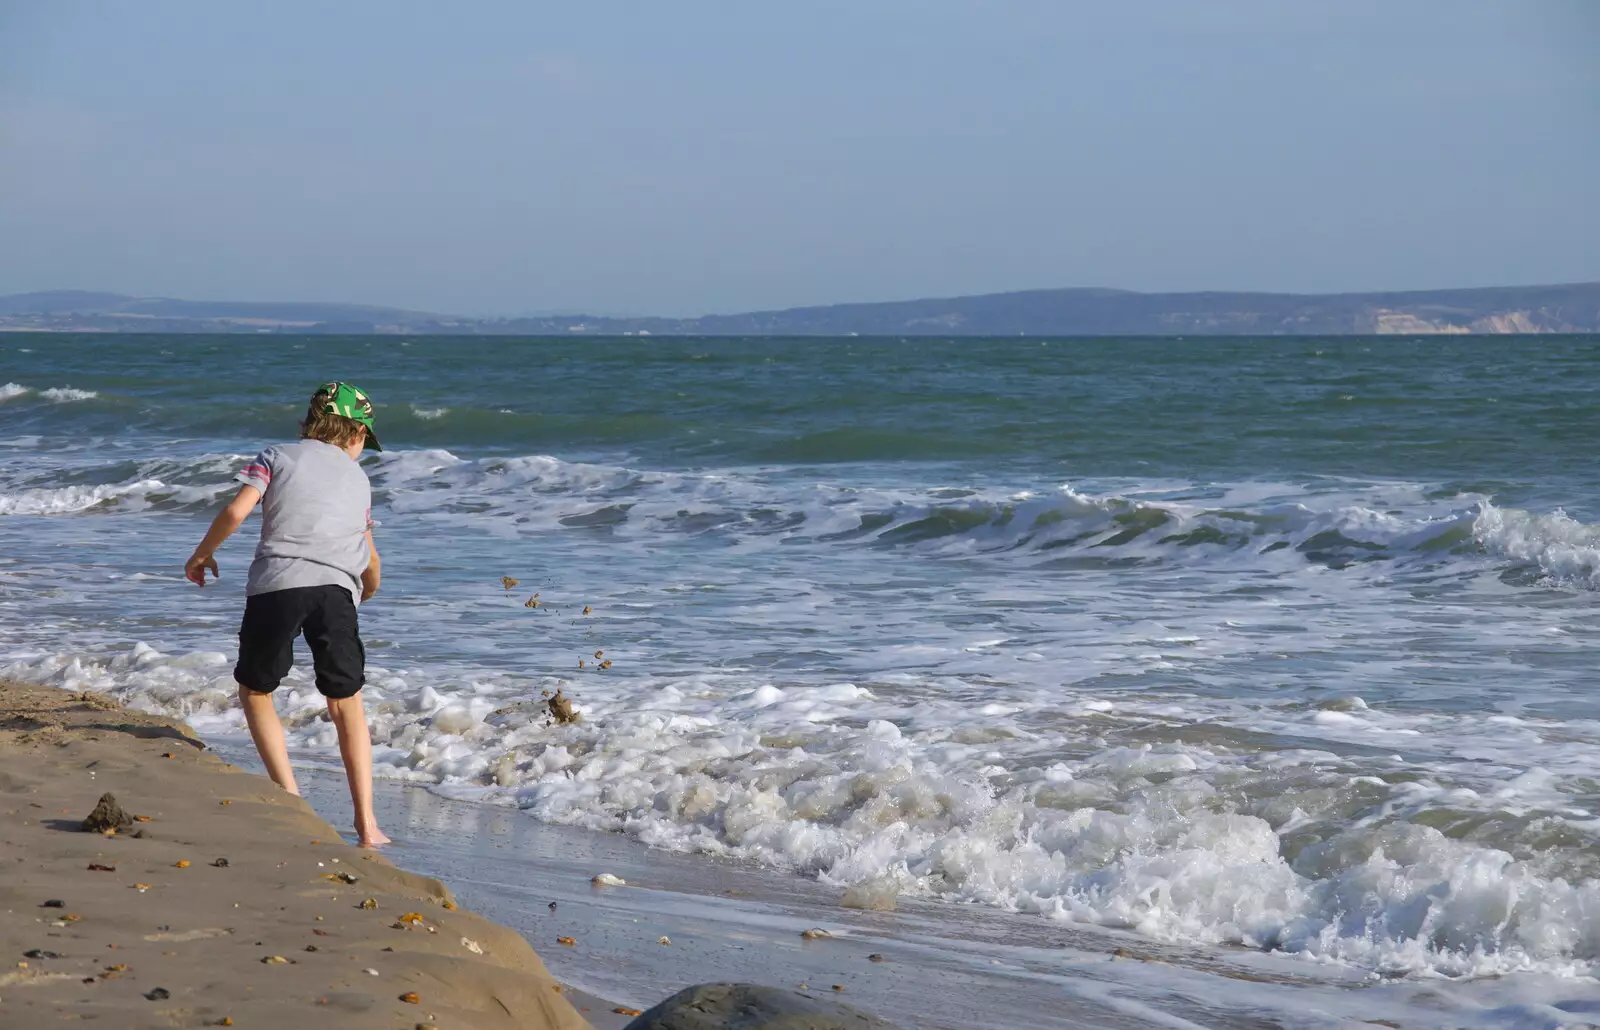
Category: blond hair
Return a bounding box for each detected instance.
[301,389,369,449]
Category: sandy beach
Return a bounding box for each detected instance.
[0,681,597,1030]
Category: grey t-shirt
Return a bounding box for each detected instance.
[235,439,373,603]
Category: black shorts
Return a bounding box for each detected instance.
[234,585,365,699]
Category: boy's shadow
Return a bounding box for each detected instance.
[81,721,206,749]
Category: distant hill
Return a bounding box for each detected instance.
[2,283,1598,335]
[0,290,447,328]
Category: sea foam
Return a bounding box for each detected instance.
[11,638,1600,984]
[40,387,98,402]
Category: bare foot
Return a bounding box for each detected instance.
[358,826,392,848]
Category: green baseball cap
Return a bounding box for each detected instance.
[317,381,382,451]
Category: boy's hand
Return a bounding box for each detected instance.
[186,553,220,586]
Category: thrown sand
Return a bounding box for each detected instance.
[0,681,590,1029]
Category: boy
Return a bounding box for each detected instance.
[185,382,389,848]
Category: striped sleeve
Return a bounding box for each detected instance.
[235,448,275,493]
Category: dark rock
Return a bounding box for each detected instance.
[144,987,170,1001]
[40,900,65,908]
[82,793,133,833]
[624,983,903,1030]
[24,949,63,959]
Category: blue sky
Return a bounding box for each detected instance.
[1,1,1595,316]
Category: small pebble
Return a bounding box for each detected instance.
[144,987,170,1001]
[800,928,833,940]
[867,953,886,963]
[658,936,671,946]
[40,900,64,909]
[363,968,380,977]
[399,991,420,1004]
[212,858,230,868]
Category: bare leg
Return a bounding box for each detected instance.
[238,685,300,796]
[326,692,389,847]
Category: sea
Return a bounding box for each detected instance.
[4,332,1600,1028]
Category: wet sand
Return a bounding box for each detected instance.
[0,682,595,1029]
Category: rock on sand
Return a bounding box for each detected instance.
[623,983,903,1030]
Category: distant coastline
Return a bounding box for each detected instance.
[2,282,1597,336]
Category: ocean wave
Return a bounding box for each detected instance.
[367,450,1501,574]
[9,446,1600,591]
[0,479,168,515]
[0,383,102,405]
[41,387,99,402]
[12,642,1600,982]
[1475,501,1600,590]
[0,453,247,516]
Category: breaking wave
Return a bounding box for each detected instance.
[6,447,1600,590]
[10,640,1600,984]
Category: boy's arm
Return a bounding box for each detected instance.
[186,485,262,586]
[360,530,380,602]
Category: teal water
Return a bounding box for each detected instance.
[5,333,1600,1026]
[7,334,1600,497]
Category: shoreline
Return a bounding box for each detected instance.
[11,677,1598,1030]
[0,681,597,1029]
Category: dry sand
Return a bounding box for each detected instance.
[0,681,598,1029]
